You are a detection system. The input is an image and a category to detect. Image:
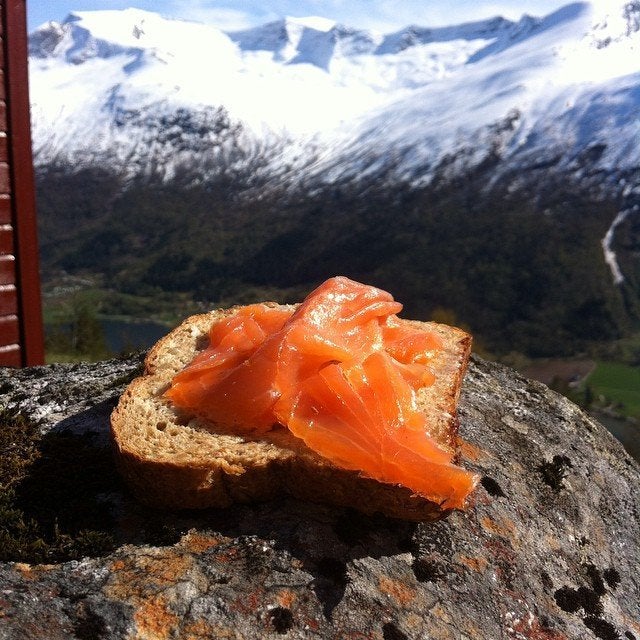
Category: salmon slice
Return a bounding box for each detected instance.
[167,277,402,430]
[165,304,291,429]
[165,276,476,508]
[382,315,443,363]
[279,353,476,509]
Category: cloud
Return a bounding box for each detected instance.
[161,0,568,33]
[346,0,563,32]
[183,7,262,30]
[163,1,275,31]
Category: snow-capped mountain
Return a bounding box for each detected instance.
[29,2,640,357]
[28,1,640,190]
[308,1,640,187]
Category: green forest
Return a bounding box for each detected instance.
[37,162,640,362]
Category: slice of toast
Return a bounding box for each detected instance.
[110,304,473,521]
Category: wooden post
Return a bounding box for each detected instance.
[0,0,45,366]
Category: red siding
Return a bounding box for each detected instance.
[0,344,20,367]
[0,194,10,222]
[0,253,15,283]
[0,283,17,314]
[0,313,19,342]
[0,162,9,191]
[0,0,44,366]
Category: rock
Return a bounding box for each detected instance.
[0,354,638,640]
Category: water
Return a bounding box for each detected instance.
[100,318,172,354]
[590,411,640,462]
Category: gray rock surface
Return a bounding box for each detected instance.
[0,354,638,639]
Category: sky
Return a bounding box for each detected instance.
[27,0,573,33]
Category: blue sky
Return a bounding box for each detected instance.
[28,0,571,33]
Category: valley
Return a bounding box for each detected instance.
[40,272,640,461]
[28,2,640,459]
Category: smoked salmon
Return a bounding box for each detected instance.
[165,276,477,509]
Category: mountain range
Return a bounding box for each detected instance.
[29,2,640,356]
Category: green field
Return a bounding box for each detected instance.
[584,362,640,419]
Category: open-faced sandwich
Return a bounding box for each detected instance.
[110,276,478,520]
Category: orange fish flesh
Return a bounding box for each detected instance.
[165,276,477,509]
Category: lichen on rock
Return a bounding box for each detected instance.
[0,354,638,639]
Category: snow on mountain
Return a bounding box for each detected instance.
[306,1,640,187]
[28,2,640,189]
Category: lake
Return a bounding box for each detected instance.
[590,411,640,462]
[100,318,173,354]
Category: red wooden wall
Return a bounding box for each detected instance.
[0,0,44,366]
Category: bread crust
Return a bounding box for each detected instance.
[110,304,472,520]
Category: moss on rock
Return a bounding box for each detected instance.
[0,408,117,563]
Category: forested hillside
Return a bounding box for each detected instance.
[32,3,640,360]
[37,162,640,358]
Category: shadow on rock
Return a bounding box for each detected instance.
[165,498,425,618]
[5,398,443,621]
[3,400,185,564]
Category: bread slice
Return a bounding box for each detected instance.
[110,304,473,521]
